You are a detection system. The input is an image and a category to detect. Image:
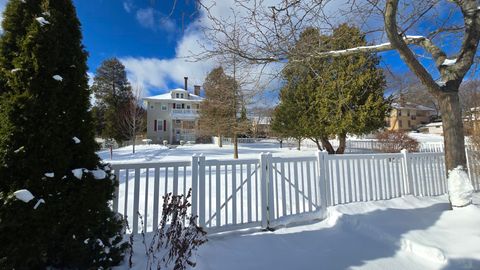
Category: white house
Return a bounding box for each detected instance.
[144,78,204,144]
[419,122,443,135]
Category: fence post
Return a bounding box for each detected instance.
[317,150,329,215]
[191,154,199,221]
[198,154,206,227]
[266,153,275,227]
[259,152,274,229]
[401,149,414,195]
[466,147,472,182]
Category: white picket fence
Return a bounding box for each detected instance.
[111,150,479,235]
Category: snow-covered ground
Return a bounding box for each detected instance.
[118,193,480,270]
[408,132,445,143]
[98,142,316,164]
[97,133,448,164]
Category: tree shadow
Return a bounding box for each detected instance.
[441,258,480,270]
[197,202,456,270]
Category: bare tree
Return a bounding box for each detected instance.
[198,0,479,206]
[119,85,146,154]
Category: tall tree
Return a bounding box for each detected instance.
[0,0,126,268]
[199,66,243,157]
[91,57,132,143]
[271,84,304,151]
[119,85,146,154]
[278,25,389,154]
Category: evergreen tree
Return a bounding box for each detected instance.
[271,84,304,150]
[279,25,390,153]
[0,1,127,268]
[91,57,132,142]
[198,67,238,148]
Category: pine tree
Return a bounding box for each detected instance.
[91,57,132,143]
[278,25,390,153]
[271,83,305,150]
[198,67,238,149]
[0,1,127,268]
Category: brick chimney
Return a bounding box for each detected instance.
[194,85,201,96]
[184,77,188,91]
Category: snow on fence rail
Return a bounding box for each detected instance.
[110,150,479,235]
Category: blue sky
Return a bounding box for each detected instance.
[72,0,201,94]
[0,0,475,102]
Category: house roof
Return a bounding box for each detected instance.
[392,102,435,111]
[424,122,442,127]
[143,88,204,102]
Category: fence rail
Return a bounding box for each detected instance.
[111,149,479,235]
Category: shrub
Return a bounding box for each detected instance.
[375,130,419,153]
[130,189,208,270]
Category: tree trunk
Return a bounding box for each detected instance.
[438,91,468,172]
[320,137,335,154]
[279,139,283,148]
[233,133,239,159]
[297,138,301,150]
[312,138,322,150]
[132,139,135,154]
[218,134,223,148]
[336,134,347,154]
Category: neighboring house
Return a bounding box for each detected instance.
[250,116,271,138]
[464,106,480,134]
[418,122,443,135]
[144,83,204,144]
[386,102,436,131]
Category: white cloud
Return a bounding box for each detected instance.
[123,1,134,13]
[136,8,155,29]
[134,7,176,32]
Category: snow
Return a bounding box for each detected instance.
[116,194,480,270]
[407,132,444,143]
[442,58,457,66]
[72,136,81,144]
[52,75,63,81]
[33,199,45,209]
[405,35,423,38]
[72,168,84,179]
[90,169,107,180]
[436,80,446,87]
[97,143,314,164]
[44,172,54,178]
[448,166,474,207]
[35,17,49,26]
[14,146,25,153]
[14,189,34,203]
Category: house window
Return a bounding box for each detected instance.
[182,104,185,109]
[411,115,416,120]
[407,110,410,117]
[180,93,184,98]
[161,104,167,111]
[408,120,411,127]
[176,103,182,109]
[398,110,402,116]
[399,120,403,128]
[187,104,191,109]
[157,119,163,131]
[176,93,179,98]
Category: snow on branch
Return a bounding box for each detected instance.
[308,36,428,59]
